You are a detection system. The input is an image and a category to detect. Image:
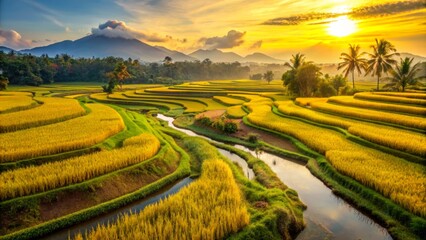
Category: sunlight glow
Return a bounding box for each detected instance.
[327,16,357,37]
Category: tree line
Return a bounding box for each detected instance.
[0,51,250,87]
[282,39,424,97]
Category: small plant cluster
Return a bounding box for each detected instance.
[196,115,239,134]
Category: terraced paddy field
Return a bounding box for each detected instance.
[1,80,425,240]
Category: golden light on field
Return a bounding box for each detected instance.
[327,16,357,37]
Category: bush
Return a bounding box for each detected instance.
[196,116,212,126]
[247,133,260,144]
[224,121,238,134]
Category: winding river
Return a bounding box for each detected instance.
[43,114,392,239]
[158,114,392,240]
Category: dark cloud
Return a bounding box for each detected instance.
[0,29,31,49]
[92,20,168,42]
[352,1,425,18]
[263,13,338,25]
[263,0,426,26]
[200,30,246,49]
[250,40,262,49]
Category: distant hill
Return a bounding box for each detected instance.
[0,46,15,53]
[189,49,282,63]
[244,52,283,63]
[398,53,426,63]
[20,35,191,62]
[154,46,196,61]
[189,49,244,62]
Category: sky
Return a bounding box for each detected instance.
[0,0,425,62]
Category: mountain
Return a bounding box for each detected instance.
[154,46,196,61]
[189,49,283,63]
[189,49,244,62]
[399,52,426,63]
[20,35,190,62]
[0,46,15,53]
[244,52,283,63]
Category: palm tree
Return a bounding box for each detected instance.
[337,44,367,89]
[365,39,399,90]
[285,53,306,70]
[384,57,422,92]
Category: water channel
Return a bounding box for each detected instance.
[43,114,392,239]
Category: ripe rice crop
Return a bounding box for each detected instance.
[328,96,426,116]
[311,101,426,130]
[73,159,249,240]
[0,97,86,132]
[0,134,160,199]
[295,98,328,106]
[247,104,426,217]
[226,105,247,118]
[213,96,246,105]
[228,93,272,103]
[355,92,426,106]
[0,92,37,113]
[372,92,426,99]
[276,101,426,157]
[0,104,125,162]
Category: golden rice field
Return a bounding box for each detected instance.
[73,159,249,240]
[372,92,426,99]
[0,91,37,113]
[226,105,247,118]
[354,92,426,106]
[327,96,426,116]
[213,96,246,105]
[247,104,426,217]
[0,103,125,162]
[310,101,426,130]
[295,97,328,106]
[0,134,160,199]
[0,97,86,132]
[276,101,426,157]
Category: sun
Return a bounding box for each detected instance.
[327,16,356,37]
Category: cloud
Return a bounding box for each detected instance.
[200,30,246,49]
[250,40,262,49]
[263,0,426,26]
[91,20,168,42]
[0,29,31,49]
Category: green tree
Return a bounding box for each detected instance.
[0,76,9,90]
[263,71,274,84]
[384,57,423,92]
[250,73,263,80]
[365,39,399,90]
[284,53,306,70]
[330,74,347,93]
[105,62,131,92]
[295,63,322,97]
[337,44,367,89]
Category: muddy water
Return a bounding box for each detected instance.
[158,114,392,240]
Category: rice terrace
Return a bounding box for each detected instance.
[0,1,425,240]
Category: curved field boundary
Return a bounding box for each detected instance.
[310,101,426,131]
[0,92,38,113]
[212,96,246,106]
[90,93,182,111]
[109,92,207,113]
[354,92,426,106]
[0,134,161,200]
[0,104,125,162]
[226,105,247,119]
[242,114,425,240]
[246,104,426,217]
[372,92,426,99]
[0,97,86,133]
[275,101,426,159]
[328,96,426,116]
[0,138,191,240]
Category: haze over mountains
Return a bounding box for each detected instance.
[1,34,425,64]
[1,33,284,63]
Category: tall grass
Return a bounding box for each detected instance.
[73,159,249,240]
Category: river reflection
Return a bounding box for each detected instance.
[158,114,392,240]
